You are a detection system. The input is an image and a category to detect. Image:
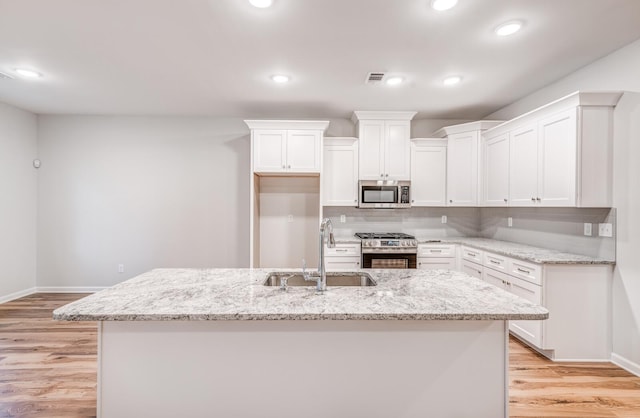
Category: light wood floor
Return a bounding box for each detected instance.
[1,294,639,417]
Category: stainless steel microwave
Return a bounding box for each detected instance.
[358,180,411,208]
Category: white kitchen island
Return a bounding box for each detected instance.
[54,268,548,418]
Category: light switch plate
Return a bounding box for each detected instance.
[583,223,592,236]
[441,215,447,224]
[340,215,346,223]
[287,215,294,223]
[508,217,513,227]
[598,223,613,237]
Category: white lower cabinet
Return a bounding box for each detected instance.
[324,243,361,271]
[461,260,483,279]
[460,244,613,361]
[417,244,457,270]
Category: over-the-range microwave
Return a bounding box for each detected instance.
[358,180,411,209]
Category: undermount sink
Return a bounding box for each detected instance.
[263,272,377,287]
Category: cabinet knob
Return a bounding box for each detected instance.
[503,198,507,203]
[288,165,291,169]
[536,197,541,202]
[449,200,453,203]
[385,174,389,177]
[283,165,286,169]
[411,199,415,203]
[380,174,384,177]
[531,197,535,202]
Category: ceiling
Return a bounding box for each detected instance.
[1,0,640,119]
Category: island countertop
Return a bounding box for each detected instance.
[53,268,548,321]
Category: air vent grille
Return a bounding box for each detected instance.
[0,71,14,80]
[365,72,386,84]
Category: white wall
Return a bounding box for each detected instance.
[36,116,252,288]
[0,103,38,301]
[486,38,640,373]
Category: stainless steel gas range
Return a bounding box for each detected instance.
[355,232,418,269]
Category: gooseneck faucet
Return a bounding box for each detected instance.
[303,218,335,292]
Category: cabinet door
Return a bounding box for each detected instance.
[410,141,446,206]
[483,133,510,206]
[417,258,456,270]
[253,130,287,173]
[325,258,361,271]
[384,121,411,180]
[509,124,538,206]
[538,109,577,206]
[323,139,359,206]
[508,276,543,347]
[446,131,478,206]
[461,261,483,279]
[484,268,509,290]
[286,130,321,173]
[358,121,385,180]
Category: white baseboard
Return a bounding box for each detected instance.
[36,286,107,293]
[611,353,640,377]
[0,287,38,304]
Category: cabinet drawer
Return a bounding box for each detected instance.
[509,259,542,285]
[483,252,509,273]
[483,268,510,289]
[417,244,456,258]
[325,257,361,271]
[325,244,361,257]
[461,260,483,279]
[508,275,543,347]
[417,257,456,270]
[461,246,483,264]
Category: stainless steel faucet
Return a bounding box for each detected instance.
[303,218,335,292]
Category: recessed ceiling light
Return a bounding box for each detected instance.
[443,75,462,86]
[495,21,523,36]
[14,68,42,79]
[431,0,458,11]
[385,76,404,86]
[249,0,273,8]
[271,74,290,83]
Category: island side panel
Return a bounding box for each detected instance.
[99,320,508,418]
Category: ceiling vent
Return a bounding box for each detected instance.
[365,72,386,85]
[0,71,14,80]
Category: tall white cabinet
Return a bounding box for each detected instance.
[481,91,622,207]
[322,137,359,206]
[433,121,503,206]
[245,120,330,268]
[410,139,447,206]
[352,111,416,181]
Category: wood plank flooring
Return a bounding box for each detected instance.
[1,293,639,417]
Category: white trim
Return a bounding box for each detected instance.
[244,120,330,131]
[611,353,640,377]
[36,286,106,293]
[0,287,37,304]
[432,120,504,138]
[351,110,417,123]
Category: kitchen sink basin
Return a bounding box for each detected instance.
[263,272,377,287]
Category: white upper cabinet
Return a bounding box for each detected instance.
[245,120,329,174]
[481,91,620,208]
[434,121,503,207]
[508,124,538,206]
[352,111,416,181]
[410,139,447,206]
[483,133,510,206]
[323,137,359,206]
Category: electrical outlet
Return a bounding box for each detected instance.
[583,223,592,236]
[118,264,124,274]
[508,217,513,227]
[441,215,447,224]
[340,215,346,223]
[598,223,613,237]
[287,215,294,223]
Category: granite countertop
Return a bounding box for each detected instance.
[416,237,614,265]
[53,268,548,322]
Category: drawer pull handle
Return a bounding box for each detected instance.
[431,250,442,253]
[490,260,500,264]
[467,252,476,257]
[516,268,530,274]
[336,249,348,252]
